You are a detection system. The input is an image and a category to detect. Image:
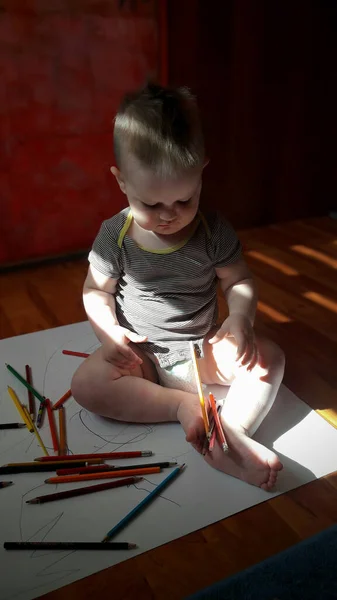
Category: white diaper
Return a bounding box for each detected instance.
[155,359,206,394]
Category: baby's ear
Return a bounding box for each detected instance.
[110,166,126,194]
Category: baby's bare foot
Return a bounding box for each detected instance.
[206,425,283,490]
[177,397,282,490]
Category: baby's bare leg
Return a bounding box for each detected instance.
[193,333,285,489]
[71,346,200,424]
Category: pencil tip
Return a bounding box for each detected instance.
[101,537,109,543]
[128,543,137,549]
[2,482,13,488]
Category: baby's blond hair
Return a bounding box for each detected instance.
[113,82,204,178]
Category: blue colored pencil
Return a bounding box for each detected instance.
[102,464,185,542]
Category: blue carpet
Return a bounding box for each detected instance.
[187,524,337,600]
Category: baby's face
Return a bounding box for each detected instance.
[112,156,203,235]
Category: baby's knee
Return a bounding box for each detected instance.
[259,338,285,374]
[71,364,92,408]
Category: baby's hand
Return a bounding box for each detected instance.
[209,314,258,370]
[102,326,147,370]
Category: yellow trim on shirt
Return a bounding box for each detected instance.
[117,210,208,254]
[117,210,133,248]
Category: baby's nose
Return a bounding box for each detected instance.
[159,209,176,221]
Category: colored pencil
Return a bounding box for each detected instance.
[35,450,153,462]
[53,389,72,410]
[21,406,49,456]
[189,342,209,436]
[62,350,90,358]
[56,461,177,476]
[6,364,45,403]
[45,399,59,452]
[208,426,217,452]
[0,461,103,475]
[209,392,228,452]
[0,423,26,430]
[25,365,35,421]
[102,464,185,542]
[7,387,31,430]
[4,542,137,551]
[45,466,161,484]
[26,476,142,504]
[0,481,13,489]
[6,459,102,467]
[36,399,46,428]
[58,406,67,455]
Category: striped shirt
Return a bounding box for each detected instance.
[89,208,242,368]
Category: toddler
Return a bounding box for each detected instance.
[72,83,285,490]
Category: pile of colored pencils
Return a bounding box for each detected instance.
[3,350,186,551]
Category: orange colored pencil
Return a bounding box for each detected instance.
[45,399,59,453]
[209,392,228,452]
[53,389,72,410]
[58,406,66,455]
[45,466,161,484]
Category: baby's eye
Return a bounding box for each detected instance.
[177,198,192,205]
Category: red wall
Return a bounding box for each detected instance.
[0,1,159,265]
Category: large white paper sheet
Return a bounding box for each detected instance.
[0,322,336,600]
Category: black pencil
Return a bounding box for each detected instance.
[26,476,143,504]
[0,423,26,430]
[36,399,46,428]
[57,460,177,476]
[4,542,137,551]
[0,461,102,475]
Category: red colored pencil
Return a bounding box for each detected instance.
[35,450,153,462]
[45,399,59,453]
[26,476,143,504]
[62,350,90,358]
[209,392,228,452]
[25,365,35,421]
[53,389,72,410]
[45,466,161,484]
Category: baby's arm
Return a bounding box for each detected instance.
[216,258,257,325]
[209,258,258,367]
[83,265,146,368]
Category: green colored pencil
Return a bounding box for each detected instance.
[5,364,45,403]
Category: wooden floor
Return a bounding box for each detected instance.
[1,216,337,600]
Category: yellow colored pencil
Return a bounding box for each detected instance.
[189,342,209,436]
[58,406,67,455]
[7,387,32,431]
[22,405,49,457]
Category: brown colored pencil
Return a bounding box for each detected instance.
[25,365,35,422]
[26,476,142,504]
[35,450,153,462]
[209,393,228,452]
[53,389,72,410]
[45,399,59,453]
[45,466,161,484]
[58,406,66,455]
[5,459,102,468]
